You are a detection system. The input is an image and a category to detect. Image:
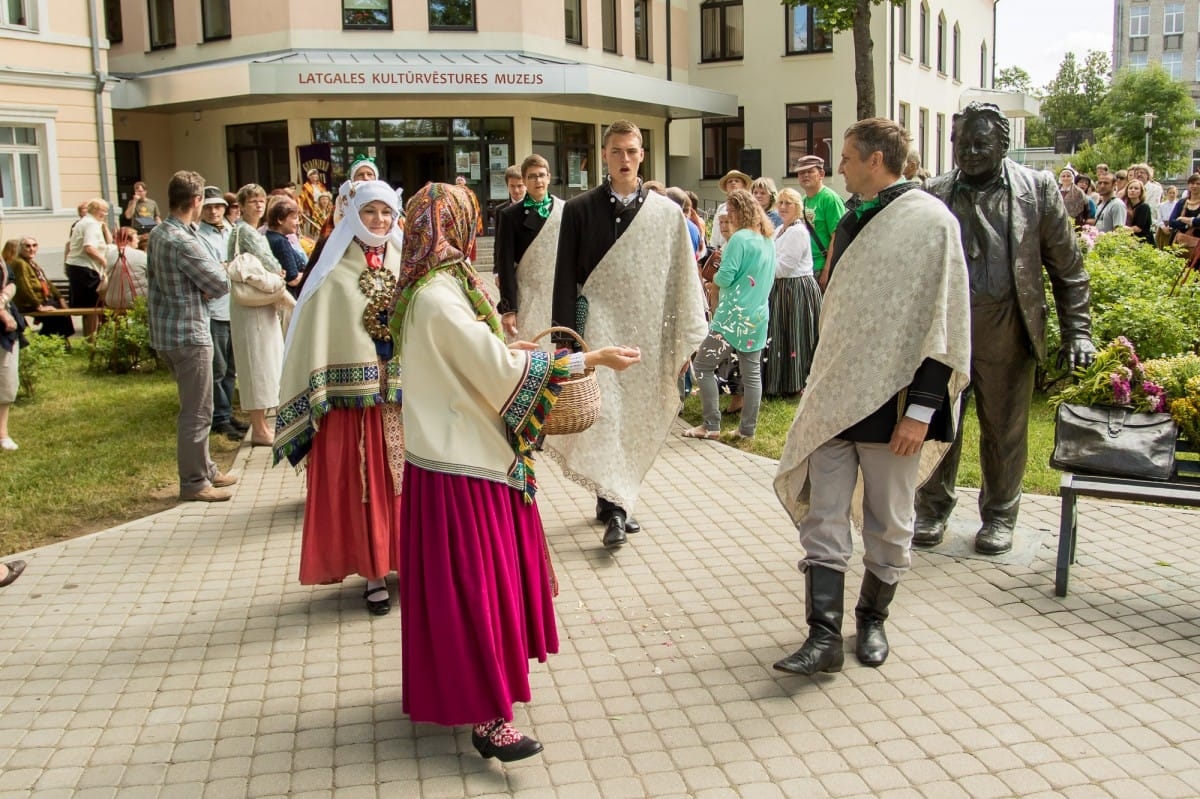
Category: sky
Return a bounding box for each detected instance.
[995,0,1115,89]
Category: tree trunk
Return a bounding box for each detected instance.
[853,0,875,120]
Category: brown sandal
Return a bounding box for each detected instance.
[682,425,721,440]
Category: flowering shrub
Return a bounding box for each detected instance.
[1043,231,1200,384]
[1051,336,1167,413]
[1145,353,1200,443]
[1077,224,1100,254]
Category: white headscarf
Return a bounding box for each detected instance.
[283,180,403,355]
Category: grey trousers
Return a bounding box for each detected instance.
[694,332,763,436]
[916,297,1036,529]
[799,439,922,585]
[160,345,218,494]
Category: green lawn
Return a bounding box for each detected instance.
[0,348,240,556]
[680,391,1060,496]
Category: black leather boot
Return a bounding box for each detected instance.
[854,570,898,667]
[773,566,845,675]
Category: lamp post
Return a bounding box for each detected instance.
[1144,111,1157,164]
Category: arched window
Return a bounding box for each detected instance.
[898,1,910,58]
[980,40,989,87]
[919,1,930,66]
[952,22,961,80]
[936,12,946,73]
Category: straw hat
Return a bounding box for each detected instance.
[718,169,753,193]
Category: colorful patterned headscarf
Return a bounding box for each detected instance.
[389,182,501,349]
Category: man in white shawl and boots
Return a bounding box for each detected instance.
[549,120,708,549]
[494,154,562,342]
[773,118,971,676]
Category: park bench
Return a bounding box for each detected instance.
[1056,443,1200,596]
[24,278,107,323]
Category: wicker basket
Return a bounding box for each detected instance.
[532,326,601,435]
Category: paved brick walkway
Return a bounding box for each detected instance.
[1,427,1198,798]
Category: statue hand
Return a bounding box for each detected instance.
[1058,337,1097,372]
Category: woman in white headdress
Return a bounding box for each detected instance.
[274,180,405,617]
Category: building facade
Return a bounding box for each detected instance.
[675,0,1015,204]
[0,0,116,256]
[1113,0,1200,174]
[103,0,734,235]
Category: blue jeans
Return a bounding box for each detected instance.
[210,320,236,426]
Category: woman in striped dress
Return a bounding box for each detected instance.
[762,188,821,397]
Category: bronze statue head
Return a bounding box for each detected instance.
[951,102,1010,184]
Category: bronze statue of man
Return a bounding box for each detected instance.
[916,102,1095,555]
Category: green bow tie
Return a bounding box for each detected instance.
[523,195,552,219]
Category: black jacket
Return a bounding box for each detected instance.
[494,199,550,315]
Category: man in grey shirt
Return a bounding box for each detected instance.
[1094,173,1127,232]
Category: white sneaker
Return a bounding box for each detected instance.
[0,438,17,451]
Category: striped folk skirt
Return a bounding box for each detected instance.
[762,275,822,397]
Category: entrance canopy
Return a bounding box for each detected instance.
[111,50,738,119]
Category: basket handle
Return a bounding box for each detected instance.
[531,326,591,353]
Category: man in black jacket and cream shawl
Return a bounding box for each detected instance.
[548,120,708,550]
[773,118,971,676]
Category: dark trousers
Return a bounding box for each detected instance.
[210,320,236,426]
[916,297,1036,529]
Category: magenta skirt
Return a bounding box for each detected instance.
[398,462,559,726]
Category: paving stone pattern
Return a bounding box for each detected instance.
[1,427,1198,798]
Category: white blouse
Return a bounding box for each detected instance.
[774,220,814,278]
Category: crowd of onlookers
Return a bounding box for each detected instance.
[1054,161,1200,250]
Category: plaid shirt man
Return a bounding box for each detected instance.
[146,215,229,350]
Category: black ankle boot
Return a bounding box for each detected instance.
[854,570,898,667]
[773,566,845,675]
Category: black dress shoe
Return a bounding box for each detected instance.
[624,517,641,534]
[0,560,26,588]
[363,586,390,616]
[912,517,946,547]
[471,722,544,762]
[211,421,245,440]
[603,516,627,548]
[975,524,1014,555]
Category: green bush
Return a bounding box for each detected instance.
[18,331,69,399]
[87,298,159,374]
[1045,231,1200,384]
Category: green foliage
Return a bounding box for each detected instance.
[995,66,1034,96]
[781,0,888,119]
[17,331,68,399]
[1037,50,1112,136]
[1144,354,1200,442]
[1045,232,1200,384]
[87,298,159,374]
[1099,64,1198,174]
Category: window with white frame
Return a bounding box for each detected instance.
[980,40,988,86]
[918,107,928,166]
[1164,3,1184,35]
[898,1,910,57]
[898,102,909,131]
[0,124,45,210]
[1163,50,1183,79]
[1129,52,1148,70]
[1130,5,1148,36]
[0,0,32,27]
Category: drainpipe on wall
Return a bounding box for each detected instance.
[992,0,999,88]
[664,0,673,184]
[887,1,895,120]
[86,0,114,227]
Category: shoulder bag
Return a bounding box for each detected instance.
[229,227,288,308]
[104,247,138,310]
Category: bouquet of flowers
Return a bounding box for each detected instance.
[1076,224,1101,254]
[1051,336,1167,413]
[1145,353,1200,444]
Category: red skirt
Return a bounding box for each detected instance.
[399,462,558,726]
[299,406,400,585]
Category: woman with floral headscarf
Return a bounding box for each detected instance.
[274,180,405,617]
[389,183,640,762]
